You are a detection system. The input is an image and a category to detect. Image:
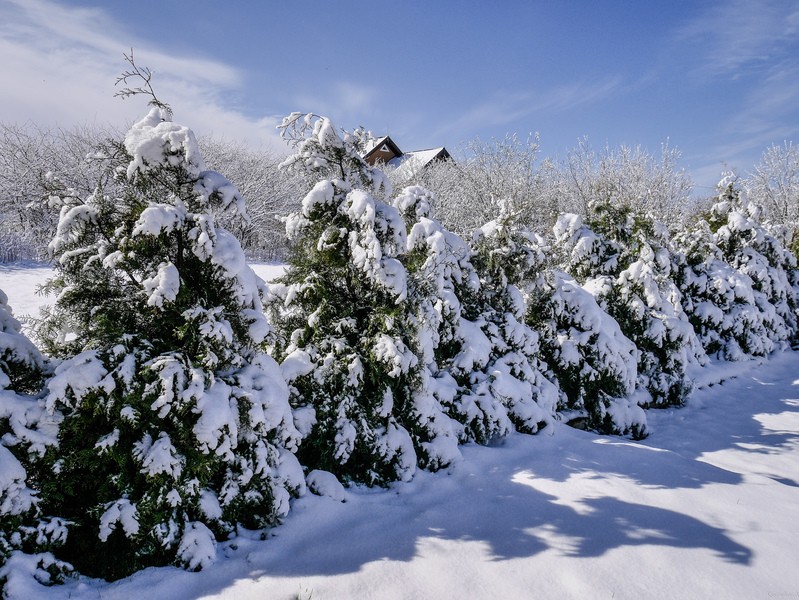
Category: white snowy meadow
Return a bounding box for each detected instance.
[1,266,799,599]
[1,101,799,598]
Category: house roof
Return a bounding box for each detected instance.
[389,147,450,180]
[362,135,403,165]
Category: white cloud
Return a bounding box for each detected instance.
[333,82,380,115]
[0,0,286,152]
[434,76,623,140]
[672,0,799,184]
[676,0,799,77]
[292,81,382,129]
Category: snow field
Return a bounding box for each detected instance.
[2,265,798,599]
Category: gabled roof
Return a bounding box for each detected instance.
[362,135,403,165]
[389,147,451,181]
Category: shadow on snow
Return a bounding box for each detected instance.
[59,352,799,597]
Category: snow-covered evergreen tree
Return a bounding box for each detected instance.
[270,178,419,485]
[391,186,477,456]
[269,115,456,485]
[34,107,304,579]
[525,271,645,437]
[0,290,66,583]
[398,186,507,444]
[671,219,772,359]
[554,202,701,407]
[0,290,44,545]
[398,190,557,446]
[469,209,559,433]
[0,291,48,397]
[708,179,799,347]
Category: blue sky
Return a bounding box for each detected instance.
[1,0,798,193]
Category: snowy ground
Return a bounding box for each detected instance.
[2,263,799,600]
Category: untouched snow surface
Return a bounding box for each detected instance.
[2,264,799,599]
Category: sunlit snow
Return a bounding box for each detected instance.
[2,265,799,599]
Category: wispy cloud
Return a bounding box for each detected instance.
[675,0,799,78]
[434,76,623,140]
[0,0,285,151]
[672,0,799,187]
[292,81,382,129]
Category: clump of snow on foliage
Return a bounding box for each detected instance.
[0,550,72,592]
[527,271,645,437]
[177,521,217,572]
[0,289,57,561]
[306,469,347,502]
[124,107,205,179]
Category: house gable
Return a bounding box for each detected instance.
[362,132,451,180]
[363,136,403,166]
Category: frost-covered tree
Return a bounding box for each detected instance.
[34,106,304,580]
[404,134,556,236]
[0,122,122,262]
[552,139,694,229]
[199,137,307,260]
[0,120,304,263]
[554,202,701,407]
[745,141,799,233]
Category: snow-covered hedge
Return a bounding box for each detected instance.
[553,204,702,408]
[5,108,799,588]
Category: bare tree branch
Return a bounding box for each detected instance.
[114,49,172,118]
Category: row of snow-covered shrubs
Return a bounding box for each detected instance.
[1,108,798,585]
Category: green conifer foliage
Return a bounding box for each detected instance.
[35,108,303,579]
[555,200,701,408]
[269,115,434,485]
[0,290,62,573]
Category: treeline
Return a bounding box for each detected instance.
[0,122,310,263]
[1,106,798,589]
[3,118,798,264]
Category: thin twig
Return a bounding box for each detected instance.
[114,49,172,117]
